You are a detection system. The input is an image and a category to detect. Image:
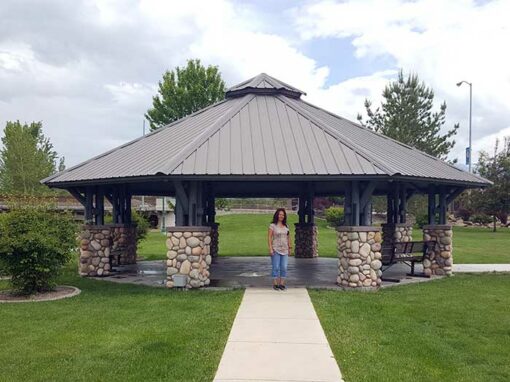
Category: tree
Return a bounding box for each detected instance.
[472,137,510,231]
[0,121,62,195]
[357,71,458,160]
[145,59,226,131]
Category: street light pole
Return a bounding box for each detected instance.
[456,80,473,173]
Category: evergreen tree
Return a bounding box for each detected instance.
[0,121,61,195]
[472,137,510,230]
[358,71,458,160]
[145,59,225,131]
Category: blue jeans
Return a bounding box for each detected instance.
[271,251,288,279]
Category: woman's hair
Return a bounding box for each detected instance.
[271,208,287,227]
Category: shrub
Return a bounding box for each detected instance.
[131,209,149,243]
[471,213,492,225]
[455,208,473,221]
[415,212,429,228]
[0,207,77,294]
[324,206,344,227]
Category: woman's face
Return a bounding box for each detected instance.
[278,211,285,222]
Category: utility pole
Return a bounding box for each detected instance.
[456,80,473,172]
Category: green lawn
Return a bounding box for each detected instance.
[0,268,243,382]
[310,274,510,382]
[138,213,510,263]
[452,227,510,263]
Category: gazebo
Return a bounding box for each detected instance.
[42,73,489,289]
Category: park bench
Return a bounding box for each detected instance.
[109,248,123,271]
[381,240,436,282]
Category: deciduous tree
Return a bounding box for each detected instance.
[146,59,225,131]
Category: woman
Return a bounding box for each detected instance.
[268,208,292,290]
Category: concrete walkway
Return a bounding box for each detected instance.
[213,287,344,382]
[454,264,510,272]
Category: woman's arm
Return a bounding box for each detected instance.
[268,228,273,256]
[288,231,293,256]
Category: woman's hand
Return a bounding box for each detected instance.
[269,247,273,256]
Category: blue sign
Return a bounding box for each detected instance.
[465,147,471,165]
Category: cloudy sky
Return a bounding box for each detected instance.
[1,0,509,171]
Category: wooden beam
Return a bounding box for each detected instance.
[68,188,86,206]
[359,181,376,210]
[446,187,464,205]
[174,181,189,215]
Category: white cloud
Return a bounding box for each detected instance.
[293,0,510,164]
[0,0,508,172]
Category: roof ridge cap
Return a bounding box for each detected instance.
[162,94,255,175]
[299,99,490,183]
[280,96,395,176]
[41,99,229,184]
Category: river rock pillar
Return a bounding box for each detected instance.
[337,226,382,289]
[294,223,318,258]
[422,225,453,276]
[166,226,212,288]
[78,225,112,277]
[110,224,137,265]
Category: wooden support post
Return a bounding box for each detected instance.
[439,186,447,224]
[298,192,306,224]
[351,181,360,226]
[428,185,436,225]
[344,185,352,225]
[399,185,407,224]
[386,190,394,224]
[125,188,132,224]
[392,182,399,224]
[95,187,105,225]
[306,184,314,224]
[85,186,94,224]
[111,187,119,223]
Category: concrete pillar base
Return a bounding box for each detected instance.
[423,225,453,276]
[166,226,212,288]
[337,226,382,289]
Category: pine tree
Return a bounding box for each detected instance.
[358,71,458,160]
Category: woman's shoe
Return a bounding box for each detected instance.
[273,285,280,291]
[278,285,286,290]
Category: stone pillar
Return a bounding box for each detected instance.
[110,224,137,265]
[337,227,382,289]
[382,223,413,244]
[294,223,318,258]
[422,225,453,276]
[166,226,212,288]
[78,225,112,277]
[208,222,220,261]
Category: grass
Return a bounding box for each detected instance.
[310,274,510,382]
[138,213,510,263]
[0,266,243,382]
[452,227,510,263]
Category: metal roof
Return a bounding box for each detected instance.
[42,73,490,187]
